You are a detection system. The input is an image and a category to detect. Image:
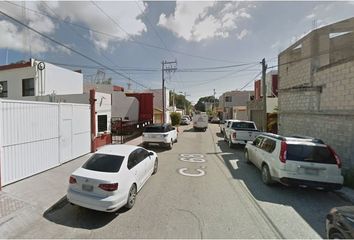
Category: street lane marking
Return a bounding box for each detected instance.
[179,157,205,163]
[178,168,205,177]
[178,154,206,177]
[229,159,239,170]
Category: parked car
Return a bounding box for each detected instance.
[224,120,261,148]
[67,144,158,212]
[210,116,220,124]
[180,116,190,125]
[326,206,354,239]
[142,123,178,149]
[193,113,208,131]
[244,133,343,190]
[220,119,230,135]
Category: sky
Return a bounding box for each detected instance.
[0,1,354,103]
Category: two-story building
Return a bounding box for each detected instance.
[218,90,253,120]
[278,17,354,168]
[0,59,83,99]
[247,70,278,131]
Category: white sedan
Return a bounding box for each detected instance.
[67,144,158,212]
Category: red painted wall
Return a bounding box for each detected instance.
[126,93,153,122]
[272,75,278,97]
[255,80,261,100]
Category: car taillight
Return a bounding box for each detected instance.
[69,176,77,184]
[99,183,118,191]
[279,141,287,163]
[328,145,341,168]
[232,132,236,139]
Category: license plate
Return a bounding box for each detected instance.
[82,184,93,192]
[304,168,319,175]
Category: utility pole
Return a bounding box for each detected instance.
[261,58,268,132]
[161,60,177,123]
[213,88,216,114]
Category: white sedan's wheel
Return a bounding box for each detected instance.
[152,158,158,175]
[125,184,137,209]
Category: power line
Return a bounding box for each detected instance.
[239,71,262,91]
[134,1,175,60]
[182,63,259,87]
[45,61,258,73]
[0,9,150,89]
[41,1,134,86]
[2,1,252,64]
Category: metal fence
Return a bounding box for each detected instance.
[111,118,152,144]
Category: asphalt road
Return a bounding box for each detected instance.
[14,124,351,238]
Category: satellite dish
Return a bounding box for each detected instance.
[37,62,45,71]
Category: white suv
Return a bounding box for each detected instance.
[244,133,343,190]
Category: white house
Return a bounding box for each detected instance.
[0,58,83,99]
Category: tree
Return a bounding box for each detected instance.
[169,91,192,114]
[170,112,181,126]
[194,96,219,112]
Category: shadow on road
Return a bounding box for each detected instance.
[43,196,128,230]
[215,138,350,238]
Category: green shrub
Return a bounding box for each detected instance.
[170,112,181,126]
[343,168,354,189]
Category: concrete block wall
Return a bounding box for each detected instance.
[278,58,312,89]
[279,90,319,112]
[279,113,354,169]
[315,61,354,111]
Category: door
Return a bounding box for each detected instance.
[250,136,265,168]
[135,148,151,186]
[128,149,146,190]
[60,119,72,163]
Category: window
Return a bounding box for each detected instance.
[136,148,149,164]
[128,150,139,170]
[22,78,34,96]
[225,96,232,102]
[287,144,337,164]
[144,125,164,133]
[260,138,276,153]
[231,122,256,130]
[98,115,108,132]
[82,153,124,172]
[253,136,264,148]
[0,81,8,98]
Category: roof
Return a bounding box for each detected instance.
[0,61,32,71]
[96,144,139,155]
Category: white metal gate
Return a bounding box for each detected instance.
[0,100,90,186]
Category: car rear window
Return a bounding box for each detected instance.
[287,144,336,164]
[144,126,165,132]
[231,122,255,130]
[82,153,124,172]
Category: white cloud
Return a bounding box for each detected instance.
[0,1,147,53]
[0,20,51,53]
[306,13,315,19]
[0,2,59,54]
[158,1,253,42]
[237,29,249,40]
[49,1,147,50]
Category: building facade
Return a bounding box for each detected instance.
[278,17,354,168]
[247,71,278,131]
[0,59,83,99]
[218,90,253,120]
